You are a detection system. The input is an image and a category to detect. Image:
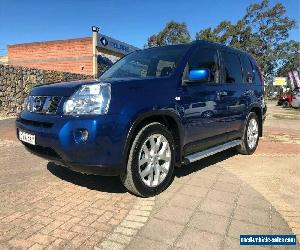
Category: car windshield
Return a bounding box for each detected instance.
[100,45,189,79]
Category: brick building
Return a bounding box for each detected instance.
[7,28,139,76]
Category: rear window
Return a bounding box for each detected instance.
[221,51,243,83]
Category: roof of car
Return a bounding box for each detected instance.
[144,40,248,56]
[191,40,247,54]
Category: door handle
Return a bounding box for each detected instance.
[217,91,228,96]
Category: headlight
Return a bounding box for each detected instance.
[63,83,111,115]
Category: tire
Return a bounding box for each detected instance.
[282,101,289,108]
[202,111,214,118]
[236,112,259,155]
[121,122,175,197]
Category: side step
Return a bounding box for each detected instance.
[184,140,241,164]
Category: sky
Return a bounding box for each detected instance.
[0,0,299,55]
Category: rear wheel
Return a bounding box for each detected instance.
[121,122,175,197]
[237,112,259,155]
[282,101,289,108]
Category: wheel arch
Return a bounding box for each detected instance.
[122,110,184,168]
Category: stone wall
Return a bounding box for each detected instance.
[0,64,93,115]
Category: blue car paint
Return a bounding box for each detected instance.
[15,41,265,175]
[16,76,182,172]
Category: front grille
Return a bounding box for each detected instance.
[26,96,62,114]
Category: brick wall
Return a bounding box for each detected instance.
[8,37,93,75]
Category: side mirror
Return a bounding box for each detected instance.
[187,68,210,83]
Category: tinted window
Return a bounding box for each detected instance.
[101,46,188,79]
[240,54,253,83]
[249,58,263,84]
[187,47,219,83]
[192,102,206,108]
[156,60,176,77]
[222,51,243,83]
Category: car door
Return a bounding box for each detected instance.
[219,50,246,139]
[178,46,233,155]
[239,52,257,113]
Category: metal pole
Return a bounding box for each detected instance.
[92,26,99,78]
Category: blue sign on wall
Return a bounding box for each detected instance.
[97,34,139,55]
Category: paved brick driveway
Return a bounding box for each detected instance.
[0,139,139,249]
[0,101,299,249]
[128,153,296,250]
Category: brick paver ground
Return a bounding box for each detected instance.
[0,140,139,249]
[126,102,300,249]
[128,157,295,250]
[0,101,299,249]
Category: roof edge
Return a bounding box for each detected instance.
[8,37,92,48]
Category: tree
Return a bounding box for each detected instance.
[146,35,159,48]
[196,0,296,81]
[147,21,190,47]
[277,41,300,76]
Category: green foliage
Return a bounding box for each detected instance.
[276,41,300,76]
[196,0,297,81]
[147,0,297,82]
[147,21,190,47]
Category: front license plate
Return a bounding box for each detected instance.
[19,130,36,145]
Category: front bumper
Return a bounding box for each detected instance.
[16,112,127,176]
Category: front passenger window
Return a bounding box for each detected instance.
[187,47,220,83]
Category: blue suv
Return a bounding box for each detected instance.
[16,40,266,197]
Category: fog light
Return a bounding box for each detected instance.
[74,129,89,144]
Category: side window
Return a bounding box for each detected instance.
[156,60,175,77]
[123,59,149,77]
[249,58,263,85]
[240,54,253,83]
[187,47,219,83]
[221,51,243,83]
[192,102,206,108]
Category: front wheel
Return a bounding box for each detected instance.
[237,112,259,155]
[121,122,175,197]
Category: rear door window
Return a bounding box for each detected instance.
[240,54,253,83]
[221,51,243,83]
[249,58,263,85]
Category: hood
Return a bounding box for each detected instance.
[29,76,176,98]
[29,77,146,96]
[30,79,98,96]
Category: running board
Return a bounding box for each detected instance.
[184,140,242,164]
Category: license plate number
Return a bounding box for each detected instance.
[19,130,36,145]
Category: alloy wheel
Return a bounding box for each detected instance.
[138,134,171,187]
